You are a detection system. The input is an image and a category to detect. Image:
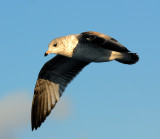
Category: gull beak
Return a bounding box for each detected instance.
[44,51,51,57]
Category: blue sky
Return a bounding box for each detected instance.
[0,0,160,138]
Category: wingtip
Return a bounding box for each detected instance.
[116,52,139,65]
[31,113,45,131]
[32,125,39,131]
[31,125,35,131]
[131,53,139,64]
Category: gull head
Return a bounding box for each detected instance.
[44,37,67,57]
[44,35,79,57]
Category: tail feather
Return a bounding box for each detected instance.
[116,53,139,65]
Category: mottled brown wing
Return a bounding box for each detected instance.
[81,31,130,52]
[31,55,89,130]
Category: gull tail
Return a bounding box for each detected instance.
[116,53,139,65]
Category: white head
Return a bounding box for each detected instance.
[44,35,79,57]
[44,37,66,56]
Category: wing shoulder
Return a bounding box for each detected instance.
[81,31,130,52]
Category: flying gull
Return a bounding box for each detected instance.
[31,31,139,130]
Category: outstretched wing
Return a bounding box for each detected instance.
[81,31,130,52]
[31,55,89,130]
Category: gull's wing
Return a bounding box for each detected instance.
[81,31,130,52]
[31,55,89,130]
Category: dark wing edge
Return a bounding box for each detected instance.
[81,31,130,53]
[31,55,89,130]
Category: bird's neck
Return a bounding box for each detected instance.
[59,35,79,58]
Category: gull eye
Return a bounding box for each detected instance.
[53,43,57,47]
